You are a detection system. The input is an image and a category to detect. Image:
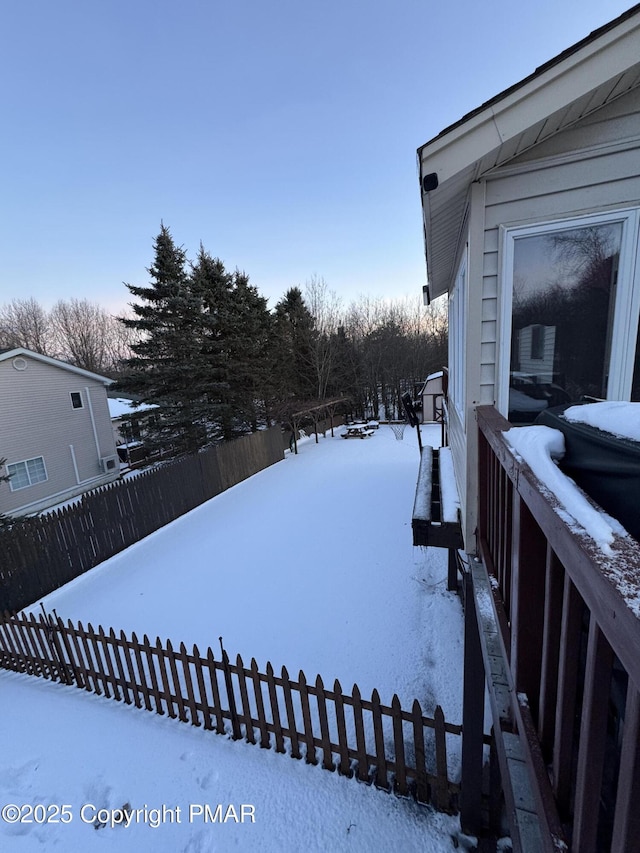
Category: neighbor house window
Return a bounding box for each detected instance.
[530,325,545,360]
[70,391,83,409]
[7,456,48,491]
[501,209,640,423]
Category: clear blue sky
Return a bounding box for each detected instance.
[1,0,633,313]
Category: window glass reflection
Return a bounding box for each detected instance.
[509,223,622,423]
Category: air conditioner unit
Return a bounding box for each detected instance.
[100,455,119,473]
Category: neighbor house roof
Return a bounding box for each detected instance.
[107,398,157,419]
[418,4,640,299]
[0,347,114,385]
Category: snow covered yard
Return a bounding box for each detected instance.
[0,425,466,852]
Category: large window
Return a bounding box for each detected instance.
[501,210,640,422]
[7,457,48,491]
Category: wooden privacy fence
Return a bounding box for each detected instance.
[0,611,461,812]
[0,427,284,613]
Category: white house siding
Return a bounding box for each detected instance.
[0,356,118,515]
[480,88,640,417]
[446,86,640,548]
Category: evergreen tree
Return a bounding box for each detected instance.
[189,247,238,441]
[225,271,272,433]
[269,287,317,403]
[116,225,225,456]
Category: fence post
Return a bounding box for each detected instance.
[352,684,369,781]
[46,613,74,686]
[281,666,300,759]
[266,662,285,753]
[316,675,334,771]
[411,699,429,803]
[236,654,255,744]
[206,648,224,732]
[220,641,242,740]
[298,671,317,765]
[334,679,351,776]
[434,705,450,812]
[372,689,389,790]
[391,694,408,796]
[250,657,269,747]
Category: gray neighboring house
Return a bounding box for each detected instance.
[0,348,119,516]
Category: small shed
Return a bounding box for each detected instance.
[418,371,445,423]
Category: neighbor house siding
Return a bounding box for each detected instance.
[0,355,118,515]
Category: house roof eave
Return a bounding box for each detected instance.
[418,5,640,299]
[418,5,640,183]
[0,347,115,385]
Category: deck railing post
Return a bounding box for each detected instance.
[538,549,563,759]
[572,619,614,853]
[510,493,546,722]
[611,686,640,852]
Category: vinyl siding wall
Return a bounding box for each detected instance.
[482,86,640,413]
[0,356,118,515]
[449,85,640,548]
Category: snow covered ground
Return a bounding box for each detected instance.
[1,424,467,852]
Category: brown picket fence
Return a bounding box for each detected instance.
[0,427,284,613]
[0,610,461,812]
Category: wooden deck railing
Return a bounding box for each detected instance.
[473,405,640,853]
[0,610,462,813]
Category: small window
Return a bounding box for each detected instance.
[530,325,545,360]
[7,457,48,491]
[70,392,83,409]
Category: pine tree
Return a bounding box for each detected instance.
[270,287,317,403]
[189,246,236,440]
[116,225,224,456]
[225,271,272,433]
[190,257,273,439]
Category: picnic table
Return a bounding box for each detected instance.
[341,423,375,439]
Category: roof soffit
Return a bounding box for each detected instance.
[420,41,640,185]
[418,9,640,298]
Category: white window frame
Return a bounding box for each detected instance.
[498,207,640,416]
[449,250,467,423]
[70,391,84,409]
[6,456,48,491]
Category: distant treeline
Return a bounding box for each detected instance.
[1,225,447,456]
